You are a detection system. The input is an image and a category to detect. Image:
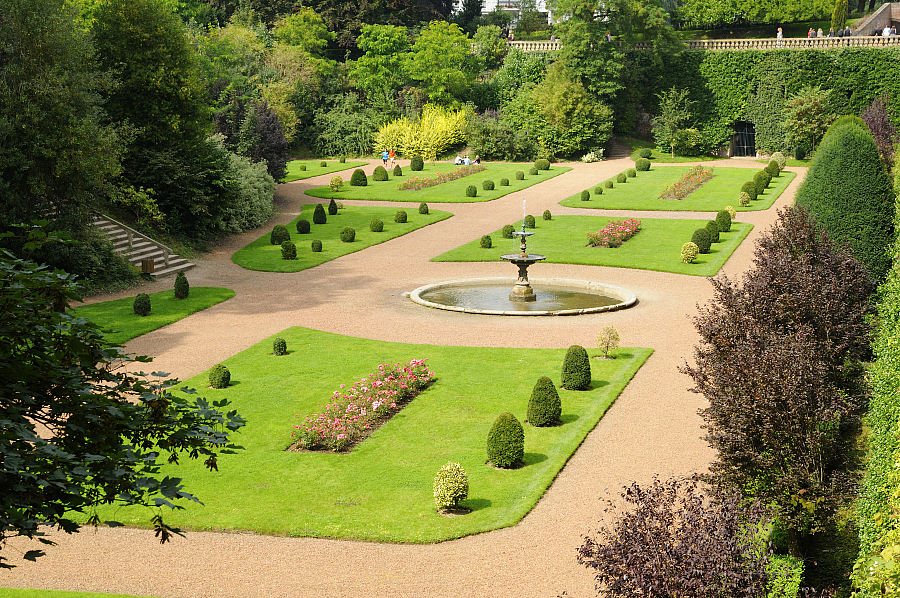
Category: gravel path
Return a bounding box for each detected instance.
[2,157,805,598]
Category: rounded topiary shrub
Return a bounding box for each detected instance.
[515,171,525,180]
[794,146,806,160]
[500,178,509,186]
[594,186,603,195]
[339,156,346,163]
[771,151,787,170]
[329,175,343,192]
[373,165,389,181]
[738,191,752,207]
[529,167,538,176]
[616,172,627,183]
[465,185,477,197]
[726,205,737,219]
[340,226,355,242]
[691,228,711,254]
[741,181,758,201]
[320,160,327,167]
[626,168,637,178]
[281,240,297,259]
[604,180,614,189]
[418,202,428,215]
[483,180,495,191]
[753,171,769,195]
[705,220,720,243]
[716,209,732,233]
[313,203,327,225]
[410,155,424,171]
[270,224,290,245]
[273,337,287,356]
[580,190,590,202]
[349,169,367,187]
[486,412,524,469]
[174,271,189,299]
[133,293,151,317]
[635,158,651,171]
[480,234,492,249]
[209,364,230,389]
[393,165,402,177]
[296,219,311,234]
[523,215,535,229]
[502,224,515,239]
[527,376,561,427]
[561,344,591,390]
[681,241,700,264]
[639,147,652,159]
[299,164,307,171]
[542,209,551,221]
[395,210,407,223]
[766,160,780,177]
[370,218,384,232]
[535,158,550,170]
[311,239,322,252]
[434,462,468,511]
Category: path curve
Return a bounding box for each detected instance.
[1,157,805,598]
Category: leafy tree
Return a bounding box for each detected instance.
[861,92,898,170]
[272,8,334,56]
[473,25,508,70]
[303,0,448,47]
[349,24,411,101]
[831,0,848,32]
[782,85,833,153]
[493,47,548,104]
[0,242,244,568]
[682,206,874,557]
[236,100,289,180]
[314,93,385,157]
[678,0,830,28]
[453,0,484,34]
[405,21,479,106]
[652,87,694,157]
[514,0,548,34]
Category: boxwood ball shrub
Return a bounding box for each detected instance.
[410,155,424,171]
[483,180,495,191]
[594,186,603,195]
[393,165,402,177]
[502,224,515,238]
[524,215,535,229]
[328,198,338,216]
[515,170,525,180]
[500,178,509,186]
[273,337,287,356]
[370,218,384,232]
[296,219,311,234]
[561,344,591,390]
[765,160,780,177]
[635,158,651,171]
[580,190,591,201]
[373,165,389,181]
[543,209,551,220]
[313,203,327,224]
[349,169,367,186]
[691,228,711,253]
[339,156,346,163]
[529,167,538,175]
[434,462,468,511]
[705,220,720,243]
[311,239,322,252]
[616,172,627,183]
[741,181,758,201]
[535,158,550,170]
[771,151,787,170]
[299,164,307,171]
[465,185,477,197]
[639,147,652,159]
[739,191,752,207]
[486,412,524,468]
[716,209,732,233]
[394,210,407,223]
[320,160,327,167]
[527,376,561,427]
[626,168,637,177]
[174,271,189,299]
[133,293,151,316]
[681,241,699,263]
[480,234,492,248]
[340,226,355,242]
[604,180,614,189]
[270,224,290,245]
[418,202,428,215]
[209,364,230,389]
[281,240,297,259]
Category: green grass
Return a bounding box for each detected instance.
[0,591,160,598]
[432,215,753,277]
[559,165,796,212]
[232,205,452,272]
[72,287,235,345]
[80,327,652,543]
[304,162,571,203]
[281,159,368,182]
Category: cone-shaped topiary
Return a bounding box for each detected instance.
[270,224,290,245]
[500,178,509,186]
[434,462,468,511]
[635,157,651,171]
[483,180,495,191]
[705,220,720,243]
[209,364,230,388]
[296,219,311,234]
[328,198,338,215]
[524,215,535,229]
[174,271,189,299]
[561,345,591,390]
[681,241,699,263]
[340,226,355,242]
[580,190,590,201]
[543,210,551,220]
[716,209,732,233]
[133,293,151,316]
[741,181,758,201]
[313,204,327,224]
[480,234,492,248]
[281,240,297,259]
[410,155,424,171]
[502,224,515,238]
[395,210,407,223]
[273,338,287,356]
[691,228,711,253]
[515,171,524,180]
[370,218,384,232]
[487,412,524,468]
[594,186,603,195]
[465,185,477,197]
[616,172,627,183]
[527,376,561,426]
[393,165,402,177]
[311,239,322,252]
[418,202,428,215]
[535,158,550,170]
[639,147,652,158]
[373,165,389,181]
[529,167,538,175]
[349,169,367,186]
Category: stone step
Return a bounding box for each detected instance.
[93,215,195,279]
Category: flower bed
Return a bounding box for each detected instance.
[398,164,486,191]
[587,218,642,248]
[291,359,434,452]
[658,165,714,200]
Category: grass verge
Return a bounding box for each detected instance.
[232,205,452,272]
[72,287,235,345]
[281,160,368,182]
[304,162,571,203]
[559,165,795,212]
[81,327,652,543]
[432,215,753,277]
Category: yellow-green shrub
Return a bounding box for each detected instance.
[374,105,469,161]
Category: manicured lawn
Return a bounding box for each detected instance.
[0,591,159,598]
[559,165,795,212]
[72,287,235,345]
[304,162,571,203]
[432,215,753,277]
[232,205,452,272]
[82,327,652,543]
[281,159,368,182]
[625,138,727,163]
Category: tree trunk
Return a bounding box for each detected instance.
[787,528,804,559]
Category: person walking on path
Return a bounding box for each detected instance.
[381,149,389,166]
[388,148,396,168]
[776,27,783,47]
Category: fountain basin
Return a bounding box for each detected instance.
[409,278,637,316]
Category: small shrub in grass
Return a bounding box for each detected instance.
[480,234,492,248]
[465,185,477,197]
[487,412,524,468]
[273,337,287,356]
[373,165,389,181]
[434,462,468,511]
[616,173,627,183]
[766,160,780,177]
[529,167,538,175]
[604,180,614,189]
[581,190,590,201]
[705,220,720,243]
[281,240,297,259]
[771,151,787,170]
[270,224,290,245]
[626,168,636,177]
[594,186,603,195]
[597,325,620,358]
[313,204,327,224]
[639,147,652,158]
[329,175,343,191]
[561,345,591,390]
[410,155,424,171]
[543,210,551,220]
[350,169,367,186]
[483,180,495,190]
[753,171,769,195]
[296,219,310,234]
[502,224,515,238]
[527,376,561,427]
[741,181,758,201]
[393,165,402,177]
[681,241,700,263]
[716,210,732,233]
[340,226,355,242]
[174,271,189,299]
[328,198,338,215]
[370,218,384,232]
[500,178,509,186]
[524,215,535,229]
[133,293,151,316]
[395,210,407,223]
[209,364,230,388]
[418,202,428,214]
[535,158,550,170]
[635,158,651,171]
[320,161,327,167]
[339,156,346,163]
[691,228,711,253]
[515,171,524,180]
[726,205,736,219]
[299,164,307,171]
[739,191,752,207]
[311,239,322,252]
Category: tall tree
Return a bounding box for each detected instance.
[652,87,693,157]
[303,0,449,47]
[782,85,833,153]
[349,24,411,100]
[454,0,485,34]
[404,21,479,106]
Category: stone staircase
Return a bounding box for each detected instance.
[605,137,633,160]
[93,214,194,279]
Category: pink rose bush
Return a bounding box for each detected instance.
[293,359,434,452]
[397,164,486,191]
[587,218,642,248]
[658,165,714,200]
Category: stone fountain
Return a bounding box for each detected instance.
[500,226,546,302]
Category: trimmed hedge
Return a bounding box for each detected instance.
[480,234,492,248]
[419,202,429,214]
[311,239,322,252]
[410,155,424,171]
[635,158,651,171]
[483,180,495,191]
[433,462,468,511]
[370,218,384,232]
[270,224,290,245]
[340,226,355,242]
[705,220,720,244]
[133,293,151,316]
[561,345,591,390]
[281,240,297,259]
[373,165,389,181]
[328,198,338,215]
[296,219,311,234]
[395,210,407,223]
[691,227,711,253]
[502,224,515,239]
[581,190,590,201]
[465,185,477,197]
[209,364,230,389]
[486,412,524,468]
[716,210,732,233]
[523,215,535,229]
[527,376,561,426]
[174,271,189,299]
[350,169,367,186]
[535,158,550,170]
[313,204,327,225]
